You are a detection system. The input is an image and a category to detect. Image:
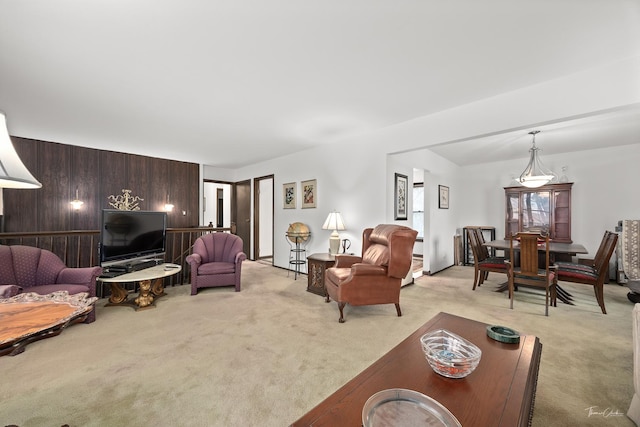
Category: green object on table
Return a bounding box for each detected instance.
[486,325,520,344]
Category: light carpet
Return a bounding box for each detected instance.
[0,262,636,426]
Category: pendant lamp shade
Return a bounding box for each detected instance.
[518,131,556,188]
[0,112,42,189]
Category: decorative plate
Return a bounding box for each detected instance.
[362,388,462,427]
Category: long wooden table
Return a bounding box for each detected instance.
[483,239,587,258]
[483,239,588,304]
[291,312,541,426]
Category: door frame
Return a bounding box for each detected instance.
[253,174,274,262]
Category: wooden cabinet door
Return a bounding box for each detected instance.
[504,183,572,242]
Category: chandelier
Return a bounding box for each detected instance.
[518,130,556,188]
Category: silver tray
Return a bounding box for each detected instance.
[362,388,462,427]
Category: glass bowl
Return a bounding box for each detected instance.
[420,329,481,378]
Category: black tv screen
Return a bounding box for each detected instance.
[100,209,167,266]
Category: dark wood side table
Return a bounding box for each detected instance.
[307,253,335,296]
[291,312,542,427]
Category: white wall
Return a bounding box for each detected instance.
[457,143,640,257]
[201,55,640,272]
[225,141,390,269]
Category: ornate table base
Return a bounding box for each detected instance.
[107,278,167,311]
[101,263,180,311]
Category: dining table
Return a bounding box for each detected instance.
[483,239,588,305]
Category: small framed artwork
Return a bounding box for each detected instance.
[283,182,296,209]
[439,185,449,209]
[394,173,408,220]
[301,179,317,209]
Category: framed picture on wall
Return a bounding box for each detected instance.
[439,185,449,209]
[301,179,317,208]
[283,182,296,209]
[394,173,408,220]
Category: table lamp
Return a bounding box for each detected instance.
[322,211,345,255]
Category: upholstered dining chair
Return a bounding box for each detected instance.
[186,233,247,295]
[467,227,507,290]
[324,224,417,323]
[554,230,618,314]
[507,232,557,316]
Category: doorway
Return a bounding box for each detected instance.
[234,180,251,257]
[253,175,274,263]
[203,181,232,229]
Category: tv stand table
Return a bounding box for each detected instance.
[99,263,182,311]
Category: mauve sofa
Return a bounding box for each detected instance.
[0,245,102,323]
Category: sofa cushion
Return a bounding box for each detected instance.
[555,262,596,274]
[0,284,22,298]
[479,257,507,269]
[198,261,236,275]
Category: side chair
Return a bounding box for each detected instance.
[468,227,507,290]
[506,232,557,316]
[554,230,618,314]
[186,233,247,295]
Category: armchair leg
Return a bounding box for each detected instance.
[337,302,346,323]
[395,303,402,317]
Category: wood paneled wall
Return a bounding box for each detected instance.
[3,137,199,232]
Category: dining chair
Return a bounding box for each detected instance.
[468,227,507,290]
[506,232,557,316]
[553,230,618,314]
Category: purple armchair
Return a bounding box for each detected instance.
[186,233,247,295]
[0,245,102,323]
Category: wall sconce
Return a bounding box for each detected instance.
[164,194,174,212]
[0,112,42,189]
[70,188,84,210]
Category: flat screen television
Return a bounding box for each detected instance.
[99,209,167,267]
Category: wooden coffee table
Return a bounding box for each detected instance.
[0,291,97,356]
[291,312,541,426]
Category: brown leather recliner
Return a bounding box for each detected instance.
[325,224,418,323]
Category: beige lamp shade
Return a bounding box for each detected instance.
[0,112,42,189]
[322,211,346,255]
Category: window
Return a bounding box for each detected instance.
[413,183,424,239]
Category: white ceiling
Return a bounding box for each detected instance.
[1,1,639,168]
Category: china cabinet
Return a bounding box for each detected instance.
[504,183,573,243]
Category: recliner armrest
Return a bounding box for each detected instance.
[334,255,362,268]
[350,263,387,276]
